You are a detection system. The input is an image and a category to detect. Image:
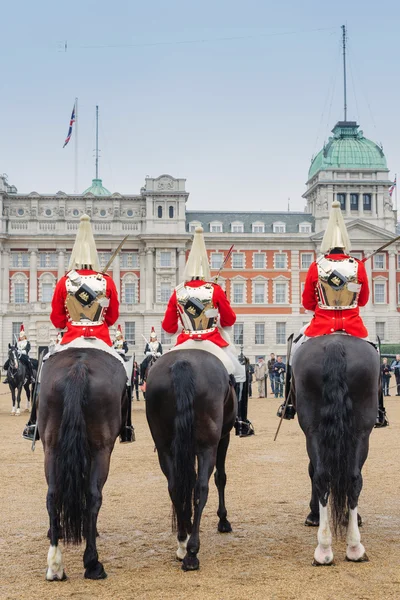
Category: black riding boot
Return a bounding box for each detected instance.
[277,365,296,420]
[375,386,389,428]
[22,383,40,441]
[120,385,135,443]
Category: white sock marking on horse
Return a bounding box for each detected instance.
[176,535,189,560]
[16,407,20,416]
[11,406,16,415]
[346,507,366,561]
[314,502,334,565]
[46,545,65,580]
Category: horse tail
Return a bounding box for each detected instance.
[55,360,90,544]
[170,360,196,526]
[320,340,353,534]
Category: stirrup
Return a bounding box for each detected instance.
[277,402,296,420]
[120,426,135,443]
[22,424,39,441]
[374,409,389,428]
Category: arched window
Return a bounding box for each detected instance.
[157,206,163,218]
[11,273,28,304]
[122,274,138,304]
[39,272,56,302]
[169,206,174,218]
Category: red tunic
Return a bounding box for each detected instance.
[303,254,369,338]
[50,269,119,346]
[162,280,236,348]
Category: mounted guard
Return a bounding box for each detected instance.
[3,325,35,385]
[162,227,244,381]
[140,327,162,383]
[279,200,387,426]
[113,324,129,361]
[22,214,134,443]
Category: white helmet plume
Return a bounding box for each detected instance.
[320,201,351,254]
[183,227,211,281]
[68,214,101,271]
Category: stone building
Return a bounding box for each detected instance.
[0,119,398,365]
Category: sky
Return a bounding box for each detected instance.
[1,0,400,211]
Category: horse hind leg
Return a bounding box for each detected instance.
[214,434,232,533]
[313,501,334,566]
[346,448,368,562]
[305,461,319,527]
[46,455,67,581]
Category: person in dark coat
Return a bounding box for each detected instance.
[273,356,286,398]
[381,358,392,396]
[390,355,400,396]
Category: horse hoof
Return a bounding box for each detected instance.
[16,410,21,416]
[24,408,30,413]
[305,512,319,527]
[218,520,232,533]
[182,555,199,571]
[46,570,67,581]
[312,558,334,567]
[84,563,107,580]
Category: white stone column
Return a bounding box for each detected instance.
[58,250,65,278]
[139,249,146,304]
[364,258,373,310]
[1,250,9,304]
[389,251,397,311]
[29,250,38,303]
[145,247,154,310]
[290,250,300,314]
[358,190,364,217]
[178,248,186,284]
[113,252,121,297]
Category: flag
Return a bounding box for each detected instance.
[389,176,397,198]
[63,102,76,148]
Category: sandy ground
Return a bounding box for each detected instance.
[0,386,399,600]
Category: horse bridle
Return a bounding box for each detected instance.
[8,348,19,377]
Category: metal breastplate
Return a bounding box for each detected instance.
[65,271,108,326]
[316,257,361,310]
[148,341,160,353]
[176,283,217,333]
[114,339,124,350]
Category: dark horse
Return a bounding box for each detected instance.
[146,349,237,571]
[292,335,379,565]
[6,346,31,415]
[38,348,128,580]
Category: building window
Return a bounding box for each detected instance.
[337,193,346,210]
[233,323,244,345]
[160,251,172,267]
[39,252,58,268]
[12,322,23,341]
[123,282,136,305]
[11,252,29,268]
[160,282,171,303]
[98,252,111,270]
[301,253,313,269]
[125,322,135,344]
[232,253,244,268]
[376,321,386,341]
[373,254,385,270]
[169,206,174,218]
[232,282,245,304]
[189,221,201,232]
[210,253,223,269]
[350,193,359,210]
[157,206,163,218]
[398,282,400,303]
[120,253,139,269]
[274,253,287,269]
[273,221,286,233]
[374,282,386,304]
[252,222,265,233]
[276,322,286,345]
[14,283,26,304]
[274,281,288,304]
[299,222,312,233]
[161,330,172,345]
[231,222,244,233]
[350,251,363,261]
[254,282,266,304]
[41,283,53,302]
[210,222,223,233]
[363,194,372,211]
[253,253,266,269]
[255,323,265,345]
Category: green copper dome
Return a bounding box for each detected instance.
[82,178,111,196]
[308,121,387,180]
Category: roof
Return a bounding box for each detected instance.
[186,211,314,233]
[82,178,111,197]
[308,121,388,180]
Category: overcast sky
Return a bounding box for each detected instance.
[1,1,399,211]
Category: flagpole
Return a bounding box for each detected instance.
[74,97,79,194]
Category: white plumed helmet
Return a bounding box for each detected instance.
[320,201,351,254]
[68,214,101,271]
[183,227,211,281]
